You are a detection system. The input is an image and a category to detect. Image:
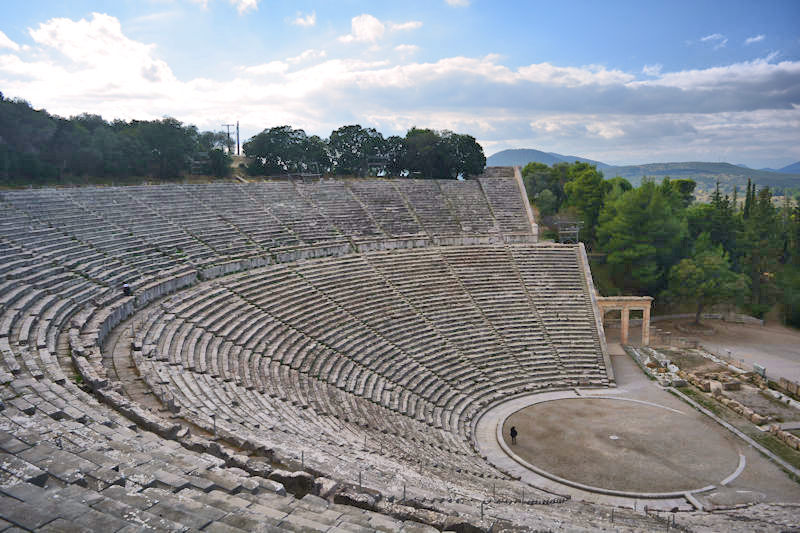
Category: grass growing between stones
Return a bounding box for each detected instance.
[674,385,724,417]
[745,429,800,473]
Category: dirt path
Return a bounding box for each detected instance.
[607,319,800,383]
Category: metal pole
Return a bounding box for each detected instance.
[481,501,484,519]
[492,483,495,500]
[301,450,304,469]
[358,470,362,489]
[403,483,406,501]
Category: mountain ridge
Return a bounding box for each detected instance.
[487,148,800,192]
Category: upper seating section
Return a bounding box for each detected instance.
[476,168,533,235]
[1,173,535,269]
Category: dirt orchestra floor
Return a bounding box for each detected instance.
[502,397,740,493]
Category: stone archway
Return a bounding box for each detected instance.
[596,296,653,345]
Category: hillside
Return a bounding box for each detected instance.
[487,147,800,193]
[603,161,800,192]
[779,161,800,174]
[487,148,609,169]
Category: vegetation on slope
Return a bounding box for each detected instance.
[523,161,800,326]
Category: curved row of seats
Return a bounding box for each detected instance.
[125,244,607,505]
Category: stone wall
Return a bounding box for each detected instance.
[199,256,272,280]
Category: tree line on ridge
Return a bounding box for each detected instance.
[0,94,485,185]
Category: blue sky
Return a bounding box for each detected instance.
[1,0,799,167]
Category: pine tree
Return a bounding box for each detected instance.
[743,179,752,219]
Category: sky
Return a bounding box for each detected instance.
[1,0,799,168]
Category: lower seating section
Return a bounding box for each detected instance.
[121,245,609,506]
[512,246,608,383]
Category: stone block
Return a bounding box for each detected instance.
[313,476,340,499]
[268,469,314,495]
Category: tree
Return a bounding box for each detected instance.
[328,125,383,176]
[603,176,633,196]
[535,189,558,216]
[382,135,406,176]
[402,127,446,178]
[563,162,605,243]
[243,125,310,175]
[597,179,687,294]
[206,148,232,178]
[738,186,781,315]
[666,233,749,324]
[440,131,485,178]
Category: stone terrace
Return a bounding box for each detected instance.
[0,173,772,531]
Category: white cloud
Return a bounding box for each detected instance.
[3,13,799,169]
[745,34,765,45]
[292,11,316,27]
[518,62,634,86]
[287,49,327,63]
[586,122,625,139]
[445,0,470,6]
[389,21,422,32]
[700,33,728,49]
[0,30,20,51]
[632,55,800,91]
[241,60,288,75]
[394,44,420,55]
[339,14,385,43]
[26,12,175,82]
[230,0,259,14]
[642,63,662,76]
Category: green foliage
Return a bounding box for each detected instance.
[535,189,558,216]
[0,93,223,184]
[665,233,749,323]
[777,266,800,327]
[603,176,633,196]
[206,148,232,178]
[402,127,485,179]
[328,125,384,176]
[564,162,605,242]
[597,179,687,294]
[739,187,782,313]
[244,125,322,175]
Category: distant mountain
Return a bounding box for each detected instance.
[755,161,800,174]
[780,161,800,174]
[603,161,800,192]
[486,149,800,193]
[487,148,609,169]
